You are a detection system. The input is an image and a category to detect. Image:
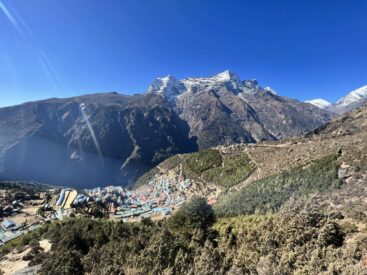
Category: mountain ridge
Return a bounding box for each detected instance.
[0,71,334,187]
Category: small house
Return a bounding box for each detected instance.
[2,219,16,230]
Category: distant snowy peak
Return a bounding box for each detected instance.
[213,70,240,83]
[147,75,185,102]
[306,99,332,109]
[335,85,367,107]
[263,86,277,95]
[147,75,179,93]
[331,85,367,114]
[306,85,367,114]
[147,70,276,103]
[181,70,242,90]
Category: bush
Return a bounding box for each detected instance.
[184,149,222,174]
[40,249,84,275]
[168,196,216,233]
[203,154,254,188]
[318,221,345,247]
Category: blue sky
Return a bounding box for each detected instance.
[0,0,366,107]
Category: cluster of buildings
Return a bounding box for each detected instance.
[0,187,91,245]
[0,175,195,245]
[0,189,48,246]
[0,190,28,220]
[53,189,89,220]
[86,175,192,221]
[0,219,40,246]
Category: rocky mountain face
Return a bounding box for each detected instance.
[307,85,367,114]
[148,70,333,148]
[0,71,334,187]
[0,93,197,188]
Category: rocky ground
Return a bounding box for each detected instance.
[0,239,51,275]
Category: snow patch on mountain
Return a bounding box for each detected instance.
[180,70,242,91]
[213,70,241,83]
[305,99,332,109]
[264,86,277,95]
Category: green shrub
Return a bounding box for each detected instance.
[184,149,222,174]
[318,221,345,247]
[168,196,215,233]
[135,149,255,189]
[203,154,254,188]
[214,155,341,217]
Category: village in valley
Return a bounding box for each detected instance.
[0,169,220,248]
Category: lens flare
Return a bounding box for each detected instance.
[0,1,23,36]
[38,53,60,92]
[80,103,104,167]
[0,1,62,92]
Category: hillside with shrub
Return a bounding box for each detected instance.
[214,154,342,217]
[135,148,255,190]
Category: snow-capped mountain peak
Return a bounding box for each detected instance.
[264,86,277,95]
[335,85,367,107]
[147,75,178,93]
[148,72,366,116]
[148,71,245,99]
[213,70,240,83]
[305,85,367,114]
[147,71,279,103]
[147,75,185,102]
[305,99,332,109]
[331,85,367,114]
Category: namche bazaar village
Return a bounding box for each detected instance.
[0,168,218,247]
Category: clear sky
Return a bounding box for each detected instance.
[0,0,366,107]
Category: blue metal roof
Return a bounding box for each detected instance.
[2,219,15,229]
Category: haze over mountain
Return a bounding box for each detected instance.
[0,71,334,188]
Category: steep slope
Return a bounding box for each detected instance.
[0,93,197,188]
[149,70,333,147]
